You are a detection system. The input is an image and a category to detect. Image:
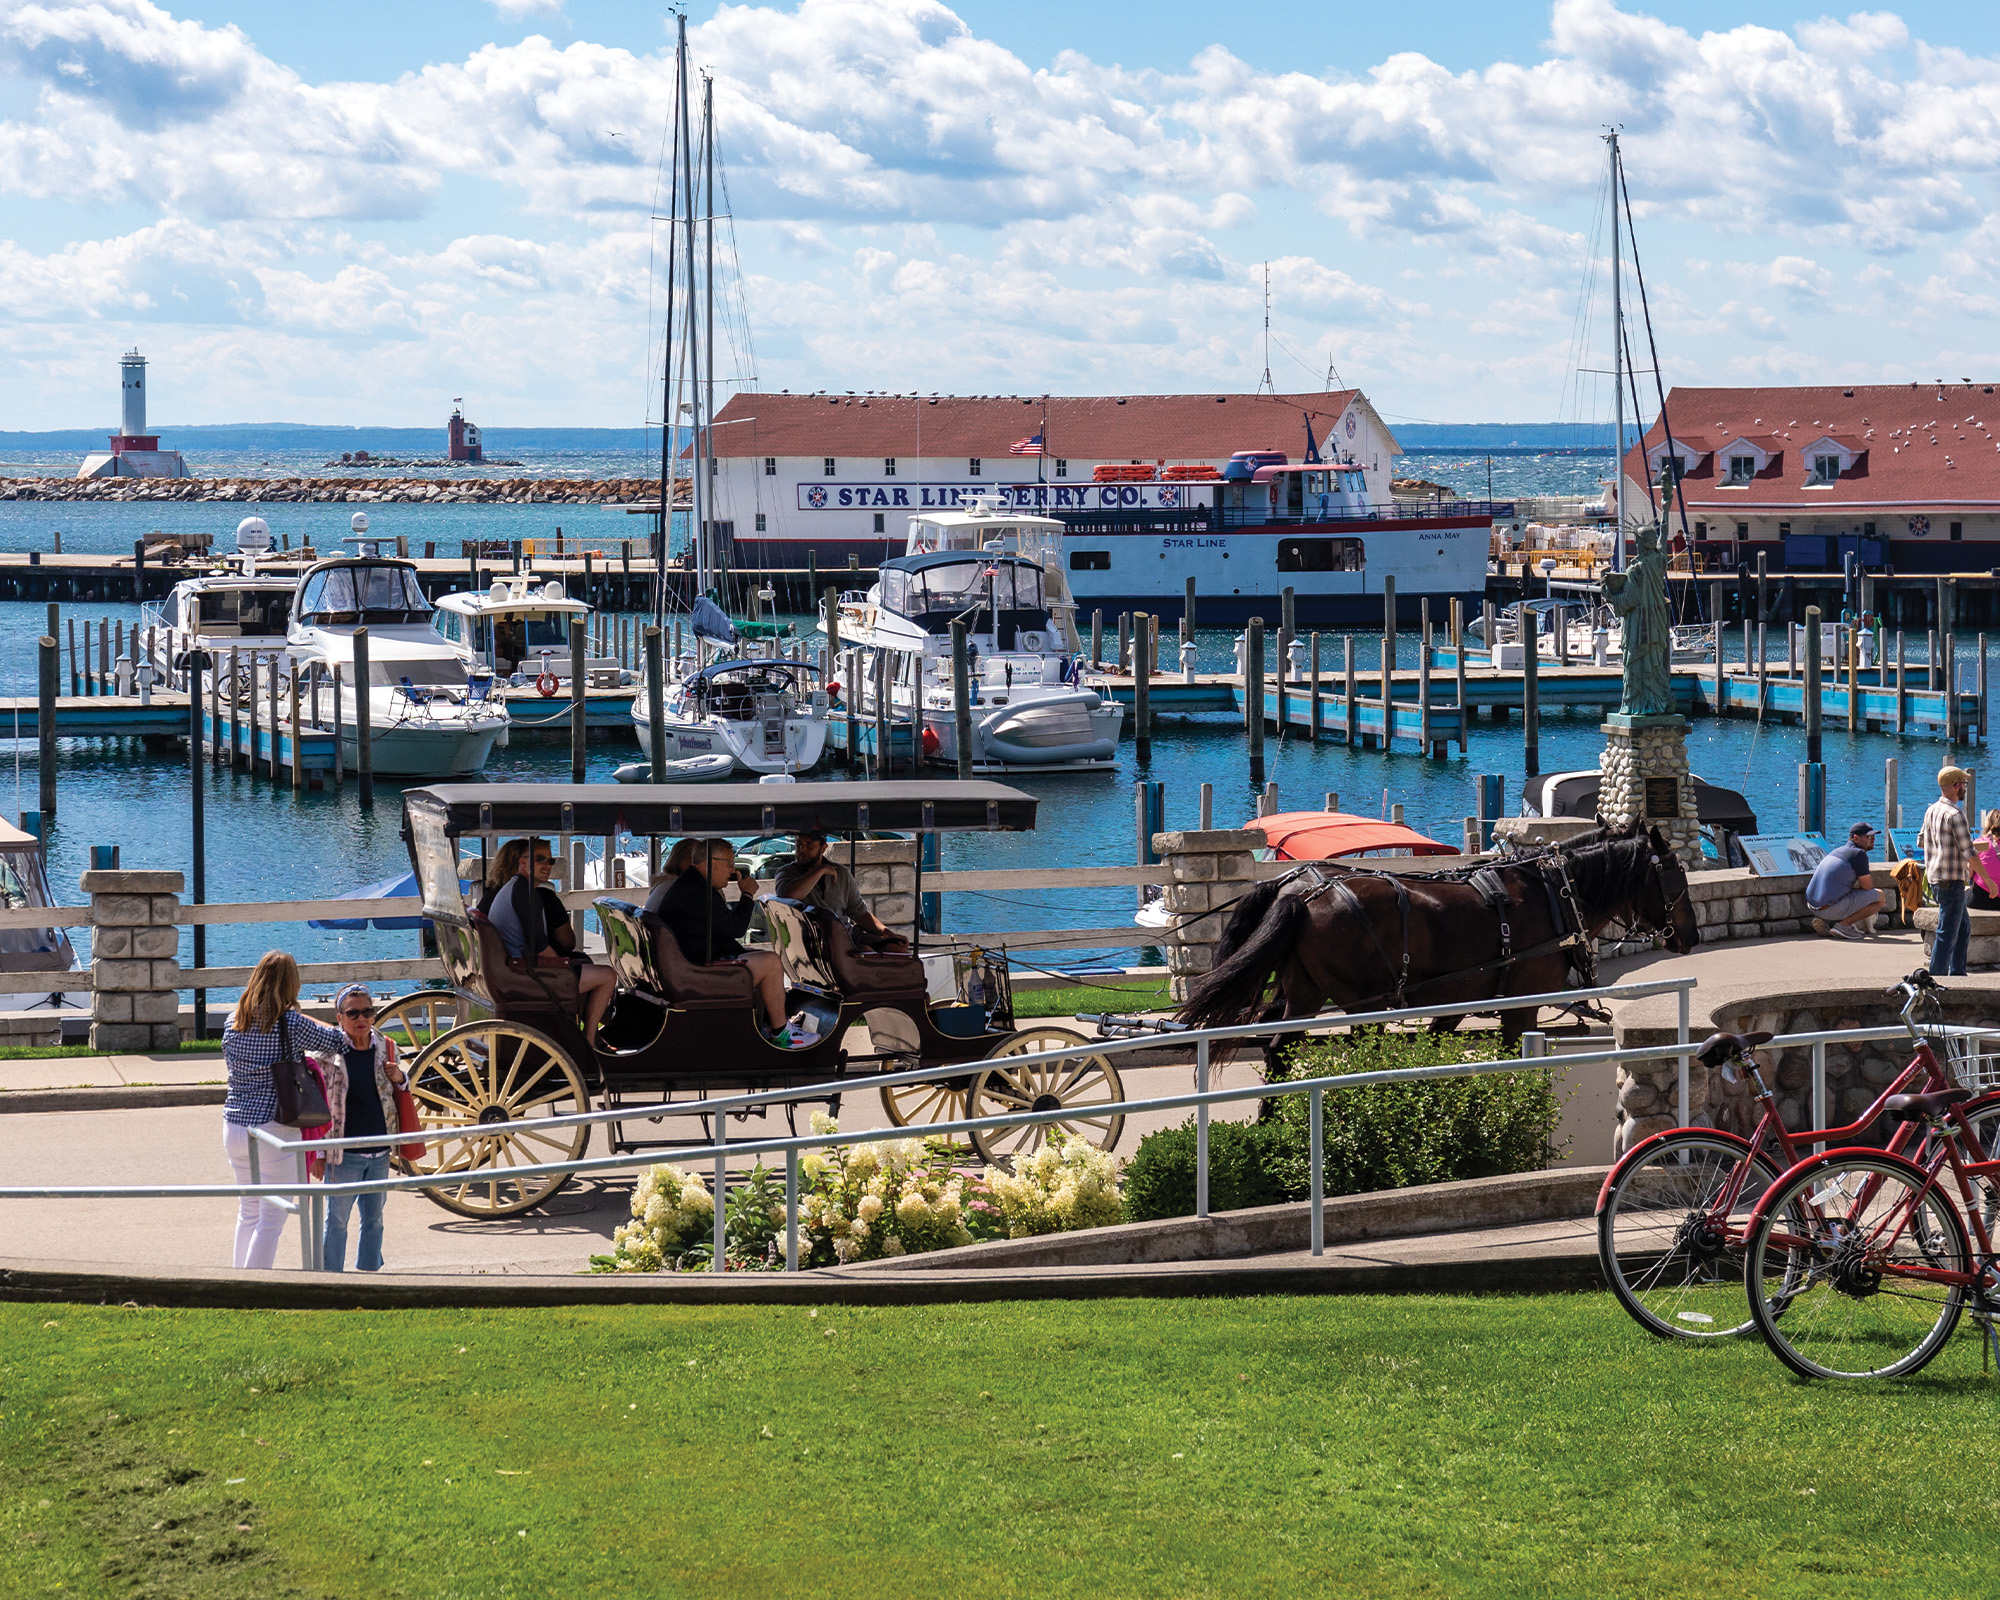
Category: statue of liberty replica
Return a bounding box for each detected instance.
[1595,476,1699,863]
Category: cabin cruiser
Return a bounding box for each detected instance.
[824,507,1120,770]
[1522,769,1757,866]
[431,571,627,688]
[630,656,831,776]
[287,557,509,776]
[141,568,300,689]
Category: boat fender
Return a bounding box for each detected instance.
[921,725,941,756]
[535,669,561,697]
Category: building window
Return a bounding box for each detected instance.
[1811,454,1839,484]
[1952,520,1964,541]
[1736,522,1749,538]
[823,457,836,476]
[1863,521,1876,537]
[709,457,718,475]
[754,513,767,532]
[1727,455,1755,484]
[884,458,896,477]
[763,457,776,476]
[1695,521,1708,539]
[969,457,982,477]
[1660,455,1686,483]
[1779,521,1791,538]
[1068,550,1111,571]
[1054,459,1068,478]
[872,512,885,533]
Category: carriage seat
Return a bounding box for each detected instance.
[469,908,579,1018]
[637,905,757,1007]
[801,903,927,1001]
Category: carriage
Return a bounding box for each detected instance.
[386,780,1125,1217]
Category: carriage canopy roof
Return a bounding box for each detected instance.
[1248,811,1455,861]
[403,780,1037,839]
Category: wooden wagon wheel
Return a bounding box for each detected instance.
[374,990,476,1058]
[397,1019,590,1218]
[878,1059,969,1134]
[966,1024,1125,1169]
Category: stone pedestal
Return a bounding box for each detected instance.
[82,868,185,1052]
[1596,712,1700,865]
[1152,829,1263,1002]
[841,838,918,944]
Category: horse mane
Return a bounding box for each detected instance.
[1552,827,1652,913]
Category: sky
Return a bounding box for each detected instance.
[8,0,2000,431]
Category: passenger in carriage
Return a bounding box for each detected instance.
[773,829,910,953]
[483,837,615,1046]
[647,838,798,1045]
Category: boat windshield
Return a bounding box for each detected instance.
[296,563,431,625]
[904,560,1044,617]
[196,588,292,636]
[368,660,472,687]
[0,846,72,964]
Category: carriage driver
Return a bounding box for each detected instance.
[773,829,910,953]
[648,839,800,1047]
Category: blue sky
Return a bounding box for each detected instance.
[6,0,2000,431]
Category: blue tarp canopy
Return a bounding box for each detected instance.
[308,870,471,931]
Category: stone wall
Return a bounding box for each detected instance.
[841,838,918,944]
[1152,828,1264,1002]
[82,868,184,1052]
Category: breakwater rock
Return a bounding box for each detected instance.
[0,476,668,505]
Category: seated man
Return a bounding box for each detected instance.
[485,836,615,1044]
[646,838,798,1044]
[772,829,910,952]
[1805,821,1884,941]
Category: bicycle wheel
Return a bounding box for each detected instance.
[1598,1132,1783,1339]
[1745,1152,1970,1380]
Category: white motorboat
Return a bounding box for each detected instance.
[287,557,509,776]
[430,570,630,689]
[823,504,1121,769]
[0,820,86,1031]
[630,656,831,776]
[611,754,737,784]
[141,564,301,688]
[1467,596,1712,667]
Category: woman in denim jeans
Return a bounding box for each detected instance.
[314,984,408,1272]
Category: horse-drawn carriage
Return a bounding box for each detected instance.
[386,780,1125,1217]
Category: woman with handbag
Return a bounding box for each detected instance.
[311,985,411,1273]
[222,950,349,1269]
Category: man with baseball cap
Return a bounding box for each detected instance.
[1804,822,1884,941]
[774,829,909,952]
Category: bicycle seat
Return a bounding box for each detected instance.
[1884,1087,1974,1122]
[1695,1029,1774,1065]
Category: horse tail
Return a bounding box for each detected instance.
[1180,879,1308,1031]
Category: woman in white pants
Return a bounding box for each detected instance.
[222,951,348,1269]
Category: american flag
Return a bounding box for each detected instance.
[1008,434,1044,456]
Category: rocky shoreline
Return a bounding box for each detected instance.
[0,475,669,505]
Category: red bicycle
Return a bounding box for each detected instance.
[1741,972,2000,1380]
[1596,998,2000,1341]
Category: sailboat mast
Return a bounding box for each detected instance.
[703,74,717,608]
[678,19,704,598]
[1609,130,1626,574]
[654,40,684,633]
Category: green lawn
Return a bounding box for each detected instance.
[1012,979,1170,1019]
[0,1040,224,1062]
[4,1293,1998,1599]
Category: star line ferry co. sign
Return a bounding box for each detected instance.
[796,481,1215,511]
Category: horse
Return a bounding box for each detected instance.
[1179,824,1699,1057]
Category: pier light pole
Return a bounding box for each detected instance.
[177,647,212,1039]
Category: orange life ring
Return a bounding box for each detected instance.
[535,670,561,698]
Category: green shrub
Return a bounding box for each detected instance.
[1121,1028,1565,1222]
[1121,1118,1292,1222]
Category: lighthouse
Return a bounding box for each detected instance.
[447,401,484,463]
[76,350,190,479]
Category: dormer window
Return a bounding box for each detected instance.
[1727,455,1755,485]
[1662,455,1687,483]
[1811,454,1839,484]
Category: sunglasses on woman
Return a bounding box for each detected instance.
[342,1006,377,1018]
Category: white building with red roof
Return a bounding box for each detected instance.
[1619,382,2000,571]
[699,389,1399,568]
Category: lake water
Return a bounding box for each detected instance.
[0,458,1981,989]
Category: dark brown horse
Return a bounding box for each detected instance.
[1180,825,1698,1050]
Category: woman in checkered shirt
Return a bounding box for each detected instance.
[222,951,348,1269]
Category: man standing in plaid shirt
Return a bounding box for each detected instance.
[1920,765,1976,977]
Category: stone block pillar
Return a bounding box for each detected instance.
[1152,828,1263,1002]
[82,868,184,1052]
[841,838,919,945]
[1596,712,1701,866]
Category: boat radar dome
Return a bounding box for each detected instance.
[235,516,272,553]
[350,511,371,534]
[542,579,566,601]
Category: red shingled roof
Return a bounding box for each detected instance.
[1625,384,2000,509]
[702,390,1375,460]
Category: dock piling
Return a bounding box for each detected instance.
[1199,782,1213,830]
[37,635,56,818]
[289,672,302,789]
[1886,757,1900,835]
[1308,632,1321,743]
[824,587,842,766]
[1090,610,1103,668]
[951,621,973,780]
[66,617,78,697]
[1452,598,1469,752]
[644,625,666,784]
[354,628,374,808]
[266,653,280,781]
[1325,791,1338,812]
[570,617,587,783]
[1246,617,1265,787]
[247,654,260,777]
[1134,613,1152,763]
[1418,624,1433,757]
[1343,636,1357,745]
[873,649,889,777]
[1522,614,1540,778]
[1184,577,1197,638]
[1383,576,1397,663]
[1117,612,1131,674]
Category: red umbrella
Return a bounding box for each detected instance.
[1246,811,1455,862]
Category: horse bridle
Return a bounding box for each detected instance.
[1600,837,1693,948]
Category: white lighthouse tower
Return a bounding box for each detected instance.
[77,349,190,479]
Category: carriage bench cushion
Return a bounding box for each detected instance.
[808,905,928,1000]
[472,912,580,1017]
[641,910,758,1006]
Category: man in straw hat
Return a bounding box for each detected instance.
[1919,765,1976,976]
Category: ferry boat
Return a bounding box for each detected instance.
[630,656,832,777]
[822,513,1123,770]
[286,557,509,776]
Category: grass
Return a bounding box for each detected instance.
[0,1039,223,1062]
[1011,979,1171,1019]
[4,1292,1999,1599]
